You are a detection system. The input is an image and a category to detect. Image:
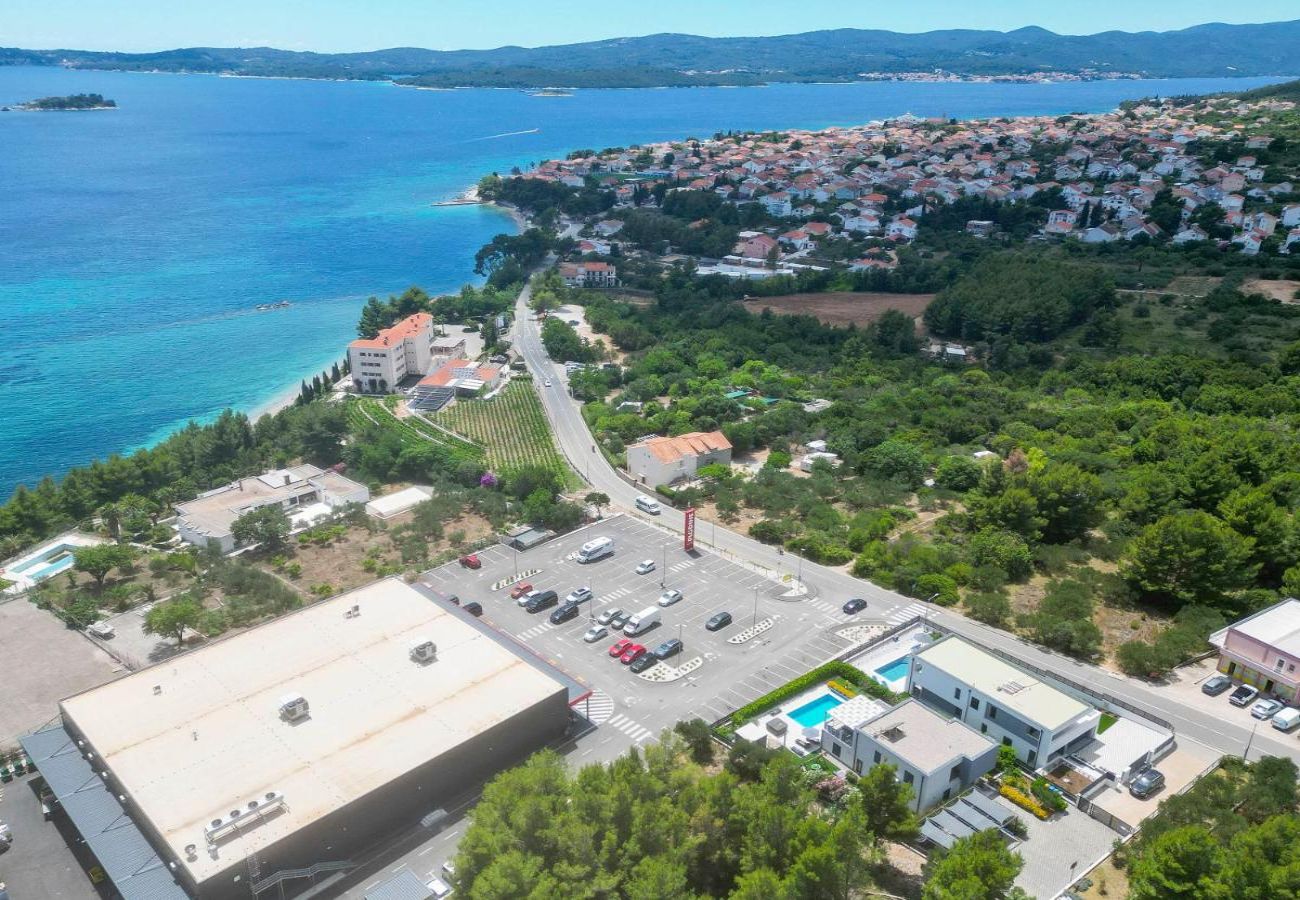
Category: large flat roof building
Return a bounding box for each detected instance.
[909,637,1100,769]
[43,578,577,900]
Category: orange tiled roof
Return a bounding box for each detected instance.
[350,313,432,350]
[634,431,732,464]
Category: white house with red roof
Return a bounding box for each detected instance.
[626,431,732,487]
[559,261,618,288]
[348,313,435,395]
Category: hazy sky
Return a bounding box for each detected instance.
[4,0,1297,53]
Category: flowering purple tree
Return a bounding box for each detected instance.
[480,472,499,489]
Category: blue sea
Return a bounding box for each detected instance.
[0,67,1287,495]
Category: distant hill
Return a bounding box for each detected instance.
[1232,78,1300,101]
[3,20,1299,87]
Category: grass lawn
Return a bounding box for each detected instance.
[1098,713,1119,734]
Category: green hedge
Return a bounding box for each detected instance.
[725,660,903,727]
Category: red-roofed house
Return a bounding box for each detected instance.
[626,431,732,486]
[348,313,435,394]
[559,262,618,288]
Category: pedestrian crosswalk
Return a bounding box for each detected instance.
[606,713,655,743]
[578,689,615,724]
[669,560,695,573]
[886,603,928,625]
[516,621,557,641]
[603,586,633,602]
[805,597,839,615]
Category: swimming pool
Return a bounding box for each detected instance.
[10,545,76,582]
[788,692,843,727]
[875,657,911,683]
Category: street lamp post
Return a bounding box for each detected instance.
[752,586,760,630]
[1246,719,1261,761]
[921,592,940,627]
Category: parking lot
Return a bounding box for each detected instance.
[418,514,872,763]
[1159,657,1300,759]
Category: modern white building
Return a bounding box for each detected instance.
[823,698,999,810]
[174,465,369,554]
[348,312,435,394]
[625,431,732,487]
[908,637,1100,769]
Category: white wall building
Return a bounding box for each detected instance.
[823,698,999,811]
[908,637,1100,769]
[625,431,732,487]
[348,313,435,394]
[175,465,369,554]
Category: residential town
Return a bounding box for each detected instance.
[515,92,1300,276]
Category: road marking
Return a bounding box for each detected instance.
[419,846,436,856]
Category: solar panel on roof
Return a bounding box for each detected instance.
[931,810,977,839]
[921,820,956,849]
[964,790,1017,826]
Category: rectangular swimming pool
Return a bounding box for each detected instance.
[875,657,911,683]
[788,692,843,727]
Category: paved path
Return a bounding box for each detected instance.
[513,280,1300,767]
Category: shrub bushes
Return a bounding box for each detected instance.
[1000,784,1050,820]
[726,661,903,727]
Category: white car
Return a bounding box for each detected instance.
[658,589,683,607]
[427,875,454,898]
[1252,698,1285,720]
[543,379,552,387]
[635,560,656,575]
[566,587,593,605]
[596,607,623,626]
[87,621,115,639]
[582,624,608,643]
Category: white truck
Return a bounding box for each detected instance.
[623,606,662,637]
[575,536,615,563]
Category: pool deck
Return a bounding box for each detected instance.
[843,623,936,693]
[1,532,107,594]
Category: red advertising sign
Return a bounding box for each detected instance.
[684,506,696,552]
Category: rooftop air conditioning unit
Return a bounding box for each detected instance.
[279,693,309,722]
[410,639,437,663]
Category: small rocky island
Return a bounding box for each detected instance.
[7,93,117,111]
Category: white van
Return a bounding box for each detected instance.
[575,536,615,563]
[635,494,661,515]
[623,607,662,636]
[1273,706,1300,732]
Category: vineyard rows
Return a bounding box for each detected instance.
[347,399,483,464]
[433,380,574,483]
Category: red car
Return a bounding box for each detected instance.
[459,554,481,570]
[620,644,647,665]
[509,582,534,599]
[608,638,634,658]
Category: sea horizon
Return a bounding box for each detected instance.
[0,66,1289,497]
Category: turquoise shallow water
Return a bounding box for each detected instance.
[0,68,1286,496]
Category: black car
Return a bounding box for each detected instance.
[462,601,484,617]
[842,598,868,614]
[629,654,659,674]
[549,602,581,625]
[705,612,733,632]
[654,638,684,660]
[525,590,559,614]
[1201,674,1233,696]
[609,611,632,630]
[1129,769,1165,799]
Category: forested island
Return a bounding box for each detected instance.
[15,93,116,111]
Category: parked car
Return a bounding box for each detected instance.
[524,590,559,614]
[629,654,659,674]
[842,598,867,615]
[597,607,623,626]
[1129,769,1165,799]
[461,601,484,617]
[658,589,683,607]
[87,621,115,639]
[544,379,552,387]
[458,553,481,569]
[609,610,632,630]
[654,638,683,660]
[635,559,656,575]
[620,643,648,665]
[509,582,534,599]
[705,612,733,632]
[550,602,581,625]
[1272,706,1300,732]
[608,638,634,658]
[516,589,540,607]
[565,587,593,605]
[583,624,608,643]
[1201,674,1233,696]
[1252,698,1285,720]
[1230,684,1261,707]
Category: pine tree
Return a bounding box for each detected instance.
[331,362,341,382]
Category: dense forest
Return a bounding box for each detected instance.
[568,251,1300,675]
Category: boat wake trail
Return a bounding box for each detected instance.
[466,127,541,141]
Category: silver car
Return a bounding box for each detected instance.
[658,589,683,607]
[566,587,593,605]
[635,560,656,575]
[583,624,609,643]
[597,607,623,626]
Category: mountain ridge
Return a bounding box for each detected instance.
[3,20,1299,88]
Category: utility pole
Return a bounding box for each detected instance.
[752,586,760,630]
[1245,719,1261,761]
[921,592,940,628]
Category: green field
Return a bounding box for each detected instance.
[433,380,574,484]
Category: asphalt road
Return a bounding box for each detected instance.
[513,280,1300,767]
